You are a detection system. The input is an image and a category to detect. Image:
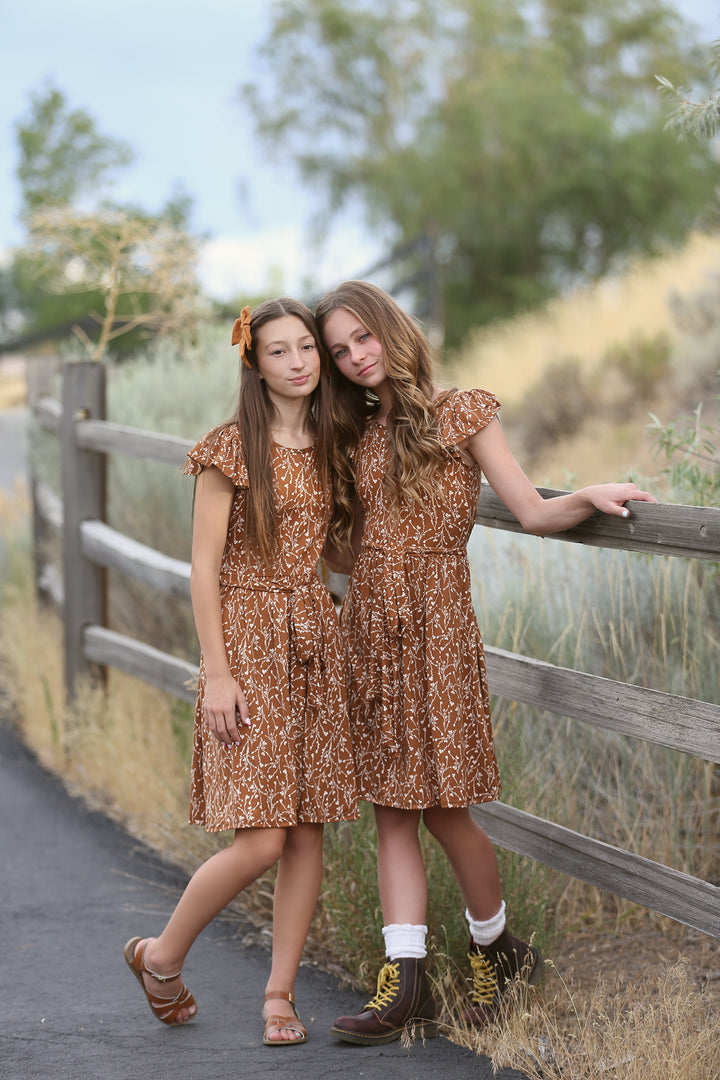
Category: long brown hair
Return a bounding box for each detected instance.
[315,280,445,550]
[214,298,330,565]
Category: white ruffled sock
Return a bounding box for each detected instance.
[382,922,428,960]
[465,901,506,946]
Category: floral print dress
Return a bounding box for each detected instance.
[341,389,503,809]
[184,425,358,830]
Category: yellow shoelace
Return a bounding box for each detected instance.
[365,962,400,1011]
[468,951,499,1005]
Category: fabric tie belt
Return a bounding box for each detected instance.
[222,572,325,707]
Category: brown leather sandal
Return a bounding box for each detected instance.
[262,990,307,1045]
[123,936,197,1026]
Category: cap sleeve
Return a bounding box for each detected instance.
[183,424,249,487]
[437,388,501,446]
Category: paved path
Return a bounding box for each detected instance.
[0,721,528,1080]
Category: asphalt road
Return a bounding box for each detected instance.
[0,721,530,1080]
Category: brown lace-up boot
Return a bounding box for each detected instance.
[463,929,542,1026]
[330,957,438,1045]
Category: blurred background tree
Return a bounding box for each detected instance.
[1,82,202,359]
[242,0,718,346]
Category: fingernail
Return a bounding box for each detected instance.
[622,509,629,518]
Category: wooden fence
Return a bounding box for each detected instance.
[28,359,720,939]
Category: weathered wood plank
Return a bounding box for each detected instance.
[31,394,62,434]
[476,484,720,561]
[76,420,192,467]
[83,625,198,703]
[471,801,720,939]
[37,562,64,613]
[80,520,191,599]
[33,480,63,532]
[485,646,720,763]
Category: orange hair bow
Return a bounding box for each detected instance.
[231,306,252,368]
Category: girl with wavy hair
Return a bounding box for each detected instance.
[123,298,357,1045]
[316,279,655,1044]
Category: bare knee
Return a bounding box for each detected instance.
[230,826,286,869]
[422,805,472,844]
[282,822,324,859]
[374,805,421,854]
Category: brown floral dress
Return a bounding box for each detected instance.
[184,425,358,831]
[341,389,503,810]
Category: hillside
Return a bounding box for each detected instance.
[449,231,720,489]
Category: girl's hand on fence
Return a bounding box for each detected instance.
[580,483,657,518]
[203,675,251,745]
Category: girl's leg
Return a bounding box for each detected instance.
[134,826,286,1022]
[421,805,502,919]
[422,805,541,1022]
[263,822,324,1042]
[329,806,437,1045]
[374,805,427,924]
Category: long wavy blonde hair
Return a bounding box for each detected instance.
[208,298,331,565]
[315,280,446,551]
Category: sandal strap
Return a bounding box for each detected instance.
[264,1014,307,1039]
[147,983,195,1020]
[263,990,295,1004]
[139,941,183,984]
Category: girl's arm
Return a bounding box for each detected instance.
[190,466,250,744]
[463,417,656,535]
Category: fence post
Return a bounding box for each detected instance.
[61,361,107,698]
[26,355,61,605]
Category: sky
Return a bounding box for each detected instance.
[2,0,720,303]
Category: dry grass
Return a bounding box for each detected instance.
[0,360,28,410]
[425,916,720,1079]
[451,232,720,408]
[1,576,191,859]
[448,230,720,486]
[440,956,720,1079]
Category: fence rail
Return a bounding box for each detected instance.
[27,358,720,940]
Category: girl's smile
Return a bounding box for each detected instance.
[255,314,321,403]
[323,308,387,388]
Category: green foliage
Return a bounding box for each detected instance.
[4,83,200,359]
[243,0,717,345]
[648,400,720,506]
[25,206,203,360]
[15,81,134,218]
[658,38,720,140]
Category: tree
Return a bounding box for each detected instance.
[25,207,202,361]
[2,84,201,359]
[15,81,134,219]
[242,0,718,345]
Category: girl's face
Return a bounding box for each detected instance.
[323,307,387,389]
[254,315,321,403]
